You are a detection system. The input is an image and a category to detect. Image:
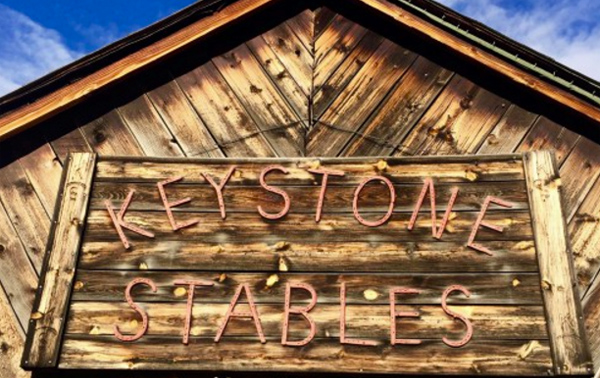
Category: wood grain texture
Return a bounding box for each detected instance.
[583,270,600,373]
[175,62,276,158]
[79,110,144,156]
[88,180,530,213]
[66,302,547,340]
[523,150,593,375]
[0,160,50,272]
[342,57,454,157]
[58,336,553,375]
[517,117,580,166]
[0,200,38,332]
[71,272,542,304]
[0,287,30,378]
[0,0,276,140]
[477,106,538,155]
[22,153,96,369]
[117,95,184,157]
[94,156,526,183]
[212,44,305,157]
[309,40,418,156]
[356,0,600,125]
[79,240,537,272]
[145,80,224,158]
[398,76,510,156]
[83,210,532,243]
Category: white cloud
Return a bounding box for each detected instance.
[0,4,82,95]
[437,0,600,81]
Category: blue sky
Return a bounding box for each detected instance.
[0,0,599,95]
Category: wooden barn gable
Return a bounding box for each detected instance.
[0,0,600,376]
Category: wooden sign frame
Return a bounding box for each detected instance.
[21,151,593,376]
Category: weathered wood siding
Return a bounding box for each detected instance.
[1,5,600,376]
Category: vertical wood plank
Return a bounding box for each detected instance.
[22,153,96,369]
[523,150,593,376]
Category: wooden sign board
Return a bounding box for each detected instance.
[22,152,593,376]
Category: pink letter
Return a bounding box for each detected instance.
[282,283,318,346]
[441,285,473,348]
[257,165,290,220]
[467,196,513,255]
[353,176,396,227]
[308,168,345,223]
[202,166,236,219]
[114,278,157,342]
[407,178,459,239]
[157,176,199,231]
[105,190,155,249]
[390,288,421,345]
[215,283,266,343]
[340,282,376,346]
[173,279,214,345]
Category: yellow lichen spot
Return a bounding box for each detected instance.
[308,160,321,170]
[514,241,534,250]
[448,212,458,221]
[512,278,521,287]
[210,245,225,253]
[541,279,552,291]
[272,241,289,251]
[376,160,388,171]
[219,273,227,282]
[191,326,202,336]
[265,274,279,288]
[278,257,289,272]
[465,169,479,182]
[363,289,379,301]
[89,325,101,335]
[518,340,541,360]
[129,319,138,329]
[30,312,43,320]
[139,262,148,270]
[174,287,187,297]
[74,281,84,290]
[234,170,242,178]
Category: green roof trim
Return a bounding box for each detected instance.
[395,0,600,106]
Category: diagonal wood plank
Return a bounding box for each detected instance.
[477,106,539,155]
[246,36,309,121]
[284,9,315,61]
[117,94,185,157]
[146,80,224,158]
[260,21,313,97]
[78,110,145,156]
[213,44,305,157]
[175,62,276,158]
[308,40,418,156]
[342,57,454,156]
[516,116,580,166]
